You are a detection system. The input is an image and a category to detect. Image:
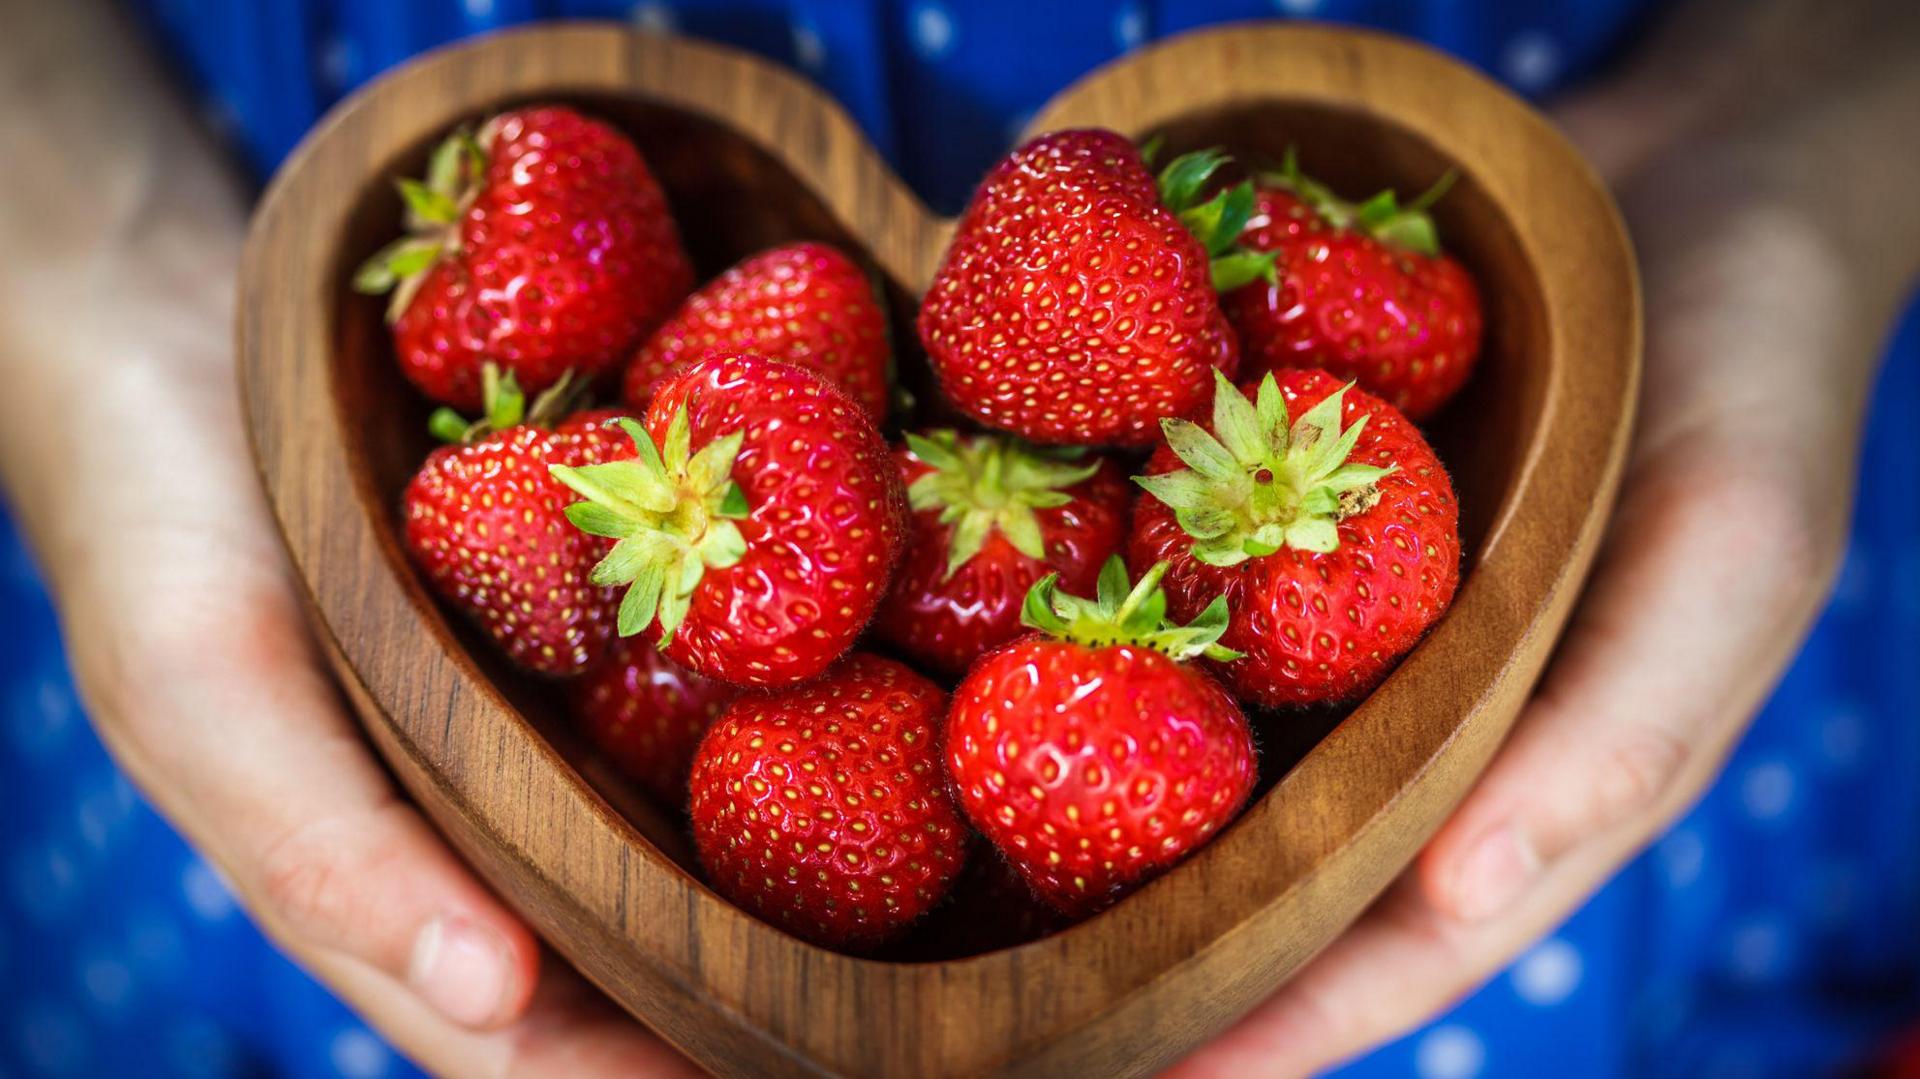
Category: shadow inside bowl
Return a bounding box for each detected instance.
[328,91,1549,964]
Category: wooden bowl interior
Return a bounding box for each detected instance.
[330,91,1547,961]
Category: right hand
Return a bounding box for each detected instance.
[24,343,698,1076]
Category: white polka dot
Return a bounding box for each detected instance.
[1829,543,1872,612]
[1657,828,1705,889]
[81,956,134,1010]
[181,858,237,922]
[75,775,136,852]
[1272,0,1322,14]
[1820,707,1866,768]
[10,840,80,923]
[1738,761,1796,821]
[463,0,494,18]
[16,1002,87,1075]
[1415,1025,1486,1079]
[1510,938,1583,1005]
[127,913,187,979]
[628,2,676,33]
[320,34,359,91]
[165,1020,244,1079]
[792,23,827,72]
[330,1028,393,1079]
[8,674,76,757]
[1114,3,1147,50]
[1726,915,1787,983]
[1501,31,1562,92]
[911,1,956,59]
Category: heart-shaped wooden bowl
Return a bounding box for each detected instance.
[239,21,1637,1078]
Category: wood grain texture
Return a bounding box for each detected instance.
[238,22,1638,1078]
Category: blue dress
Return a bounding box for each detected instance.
[4,2,1917,1076]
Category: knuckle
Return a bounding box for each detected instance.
[1592,724,1692,824]
[255,817,365,943]
[1677,451,1845,606]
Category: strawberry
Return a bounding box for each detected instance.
[1129,368,1461,707]
[1219,152,1483,420]
[871,430,1131,677]
[623,243,891,420]
[548,353,907,687]
[402,370,631,675]
[570,635,736,804]
[945,559,1257,918]
[688,653,969,950]
[917,130,1261,446]
[355,105,693,410]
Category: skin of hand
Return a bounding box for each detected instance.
[0,3,697,1074]
[1171,2,1920,1074]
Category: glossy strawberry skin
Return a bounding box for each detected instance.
[570,635,736,805]
[918,129,1239,446]
[946,638,1256,918]
[872,453,1132,678]
[1222,188,1483,421]
[624,243,889,419]
[688,654,970,951]
[1129,369,1461,707]
[644,354,907,686]
[403,409,632,676]
[395,106,693,410]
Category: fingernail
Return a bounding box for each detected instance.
[1452,825,1539,921]
[409,916,513,1028]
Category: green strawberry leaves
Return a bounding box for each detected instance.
[550,410,751,643]
[1265,145,1456,258]
[353,125,488,323]
[1021,557,1242,664]
[905,430,1100,577]
[1135,371,1396,566]
[425,364,582,444]
[1150,144,1279,293]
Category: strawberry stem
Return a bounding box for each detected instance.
[1134,371,1396,567]
[1263,146,1454,258]
[549,411,750,644]
[904,430,1099,578]
[1151,146,1279,292]
[1021,557,1241,663]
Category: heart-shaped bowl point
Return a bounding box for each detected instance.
[241,22,1637,1079]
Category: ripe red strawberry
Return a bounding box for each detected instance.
[1129,368,1461,707]
[688,653,969,950]
[871,430,1131,676]
[1220,152,1483,420]
[355,105,693,410]
[549,353,907,687]
[945,560,1257,918]
[918,130,1255,446]
[623,243,890,420]
[403,371,632,675]
[570,635,736,804]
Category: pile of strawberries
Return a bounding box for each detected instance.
[360,105,1479,953]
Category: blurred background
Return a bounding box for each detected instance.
[2,1,1916,1077]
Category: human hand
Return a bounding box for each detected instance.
[1167,9,1920,1073]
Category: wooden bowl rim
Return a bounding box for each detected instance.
[240,20,1638,1076]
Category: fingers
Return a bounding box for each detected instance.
[81,569,543,1033]
[1419,444,1841,922]
[303,951,702,1079]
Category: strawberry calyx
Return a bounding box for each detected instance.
[904,430,1099,578]
[1135,371,1396,567]
[1263,146,1456,258]
[1021,557,1242,663]
[1152,146,1280,293]
[426,363,583,443]
[352,123,491,323]
[548,409,751,644]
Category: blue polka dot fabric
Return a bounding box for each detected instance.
[6,2,1917,1076]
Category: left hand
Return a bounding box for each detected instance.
[1168,20,1915,1074]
